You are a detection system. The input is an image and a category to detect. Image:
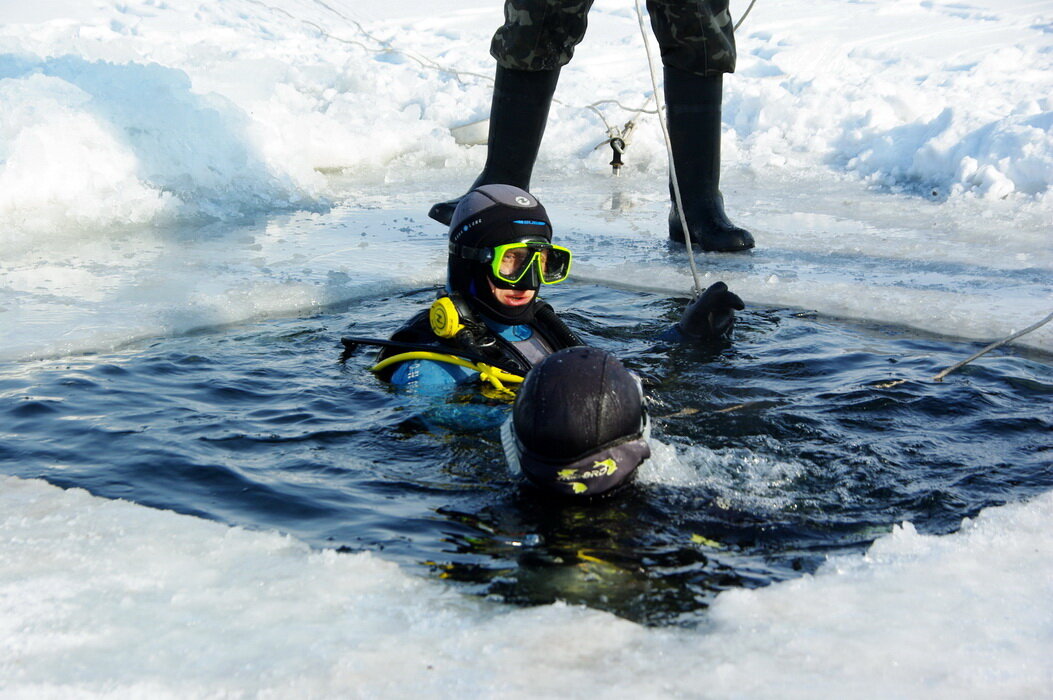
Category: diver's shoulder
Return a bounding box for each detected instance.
[389,309,433,343]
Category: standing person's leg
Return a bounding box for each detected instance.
[647,0,754,251]
[429,0,595,225]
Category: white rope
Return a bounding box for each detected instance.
[633,0,704,296]
[932,310,1053,382]
[735,0,759,31]
[871,310,1053,389]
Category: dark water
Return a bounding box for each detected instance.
[2,283,1051,626]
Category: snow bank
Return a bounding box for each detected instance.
[0,55,316,244]
[692,493,1053,698]
[0,0,482,241]
[1,0,1050,244]
[724,3,1053,205]
[3,475,1051,697]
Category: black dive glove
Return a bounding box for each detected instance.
[676,281,744,341]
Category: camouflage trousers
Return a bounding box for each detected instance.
[491,0,736,76]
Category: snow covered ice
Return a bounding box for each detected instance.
[3,476,1052,696]
[1,0,1050,361]
[1,0,1051,695]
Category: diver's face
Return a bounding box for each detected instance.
[487,278,536,308]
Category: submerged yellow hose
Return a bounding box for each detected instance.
[371,351,525,395]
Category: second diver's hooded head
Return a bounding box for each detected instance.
[447,184,570,324]
[501,346,650,498]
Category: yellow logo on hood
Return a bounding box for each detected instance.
[556,459,618,482]
[589,458,618,477]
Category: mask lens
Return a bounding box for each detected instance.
[539,246,571,283]
[497,245,535,282]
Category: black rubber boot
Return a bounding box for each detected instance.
[429,66,560,225]
[665,66,754,252]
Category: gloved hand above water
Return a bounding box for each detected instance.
[676,281,744,341]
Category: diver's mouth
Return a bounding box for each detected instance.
[500,290,535,306]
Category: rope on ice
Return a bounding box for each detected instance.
[931,309,1053,382]
[872,309,1053,389]
[633,0,704,296]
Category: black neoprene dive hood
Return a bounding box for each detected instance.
[502,347,651,498]
[447,184,553,325]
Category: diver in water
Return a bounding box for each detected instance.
[372,183,583,388]
[344,183,741,496]
[366,183,742,389]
